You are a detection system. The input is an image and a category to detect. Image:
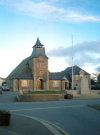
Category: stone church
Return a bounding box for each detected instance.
[7,38,90,91]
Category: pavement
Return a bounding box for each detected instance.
[0,91,18,103]
[0,91,100,135]
[0,91,65,135]
[73,94,100,100]
[0,113,65,135]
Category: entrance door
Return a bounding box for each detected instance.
[37,79,43,90]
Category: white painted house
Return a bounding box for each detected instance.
[0,77,5,86]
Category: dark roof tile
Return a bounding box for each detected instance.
[49,65,90,82]
[15,72,33,79]
[7,56,31,79]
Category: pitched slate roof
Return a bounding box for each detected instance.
[63,65,90,75]
[49,65,90,82]
[0,77,5,80]
[49,72,71,81]
[7,56,31,79]
[49,72,65,80]
[15,72,33,79]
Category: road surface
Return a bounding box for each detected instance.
[0,91,100,135]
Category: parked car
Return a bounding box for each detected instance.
[2,86,10,91]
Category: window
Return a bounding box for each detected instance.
[21,80,29,87]
[53,81,59,87]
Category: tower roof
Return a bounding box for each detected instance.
[33,37,44,48]
[31,38,48,58]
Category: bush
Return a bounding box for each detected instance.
[0,110,10,114]
[64,94,73,99]
[0,110,11,126]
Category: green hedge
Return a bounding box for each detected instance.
[24,90,67,95]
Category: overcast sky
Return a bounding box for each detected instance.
[0,0,100,77]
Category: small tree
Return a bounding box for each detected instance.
[91,79,95,85]
[97,74,100,83]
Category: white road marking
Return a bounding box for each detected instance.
[10,105,83,112]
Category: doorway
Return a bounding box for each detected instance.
[37,79,44,90]
[65,82,68,89]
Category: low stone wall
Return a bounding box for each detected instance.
[90,90,100,95]
[66,90,80,96]
[18,94,64,102]
[67,90,100,95]
[66,90,100,99]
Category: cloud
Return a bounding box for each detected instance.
[95,66,100,72]
[47,40,100,67]
[1,0,100,22]
[48,41,100,56]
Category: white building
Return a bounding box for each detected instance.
[0,77,5,86]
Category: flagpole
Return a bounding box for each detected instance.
[72,35,74,90]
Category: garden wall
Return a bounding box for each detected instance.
[18,94,64,102]
[90,90,100,95]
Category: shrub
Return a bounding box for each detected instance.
[64,94,73,99]
[0,110,10,114]
[0,110,11,126]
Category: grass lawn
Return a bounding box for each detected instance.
[88,104,100,111]
[24,90,66,95]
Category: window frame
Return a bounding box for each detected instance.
[53,81,60,87]
[21,80,29,87]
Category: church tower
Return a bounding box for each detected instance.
[31,38,49,90]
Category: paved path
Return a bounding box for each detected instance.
[0,92,66,135]
[0,114,56,135]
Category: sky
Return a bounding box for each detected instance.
[0,0,100,78]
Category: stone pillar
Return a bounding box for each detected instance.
[62,80,65,90]
[79,76,89,95]
[33,58,36,90]
[46,71,49,90]
[34,76,36,90]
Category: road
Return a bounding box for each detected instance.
[0,92,100,135]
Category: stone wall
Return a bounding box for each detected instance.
[66,90,100,97]
[90,90,100,95]
[33,57,49,90]
[49,80,62,90]
[18,94,64,102]
[14,79,34,91]
[66,90,80,96]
